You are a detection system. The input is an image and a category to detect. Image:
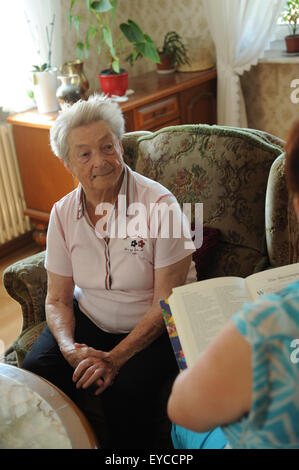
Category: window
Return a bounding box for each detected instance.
[0,0,62,113]
[267,0,298,50]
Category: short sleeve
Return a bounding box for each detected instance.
[230,296,275,346]
[150,194,196,269]
[44,204,73,277]
[230,292,289,346]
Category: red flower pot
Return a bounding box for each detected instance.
[285,35,299,53]
[98,69,128,96]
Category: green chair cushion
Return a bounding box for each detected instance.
[13,321,47,366]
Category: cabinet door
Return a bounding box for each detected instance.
[12,125,75,216]
[180,78,217,125]
[123,110,134,133]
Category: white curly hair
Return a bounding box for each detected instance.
[50,94,125,164]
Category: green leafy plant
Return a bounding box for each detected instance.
[25,12,56,71]
[158,31,189,67]
[32,63,51,72]
[68,0,160,74]
[282,0,299,36]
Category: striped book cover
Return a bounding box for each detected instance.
[160,299,187,372]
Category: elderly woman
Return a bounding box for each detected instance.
[22,94,196,449]
[167,120,299,449]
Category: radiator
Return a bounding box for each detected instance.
[0,123,31,245]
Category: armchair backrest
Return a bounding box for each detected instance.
[123,125,286,279]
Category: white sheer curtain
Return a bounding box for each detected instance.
[0,0,62,113]
[202,0,285,127]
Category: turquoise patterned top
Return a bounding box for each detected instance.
[221,280,299,449]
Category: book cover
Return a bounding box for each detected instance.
[160,299,187,372]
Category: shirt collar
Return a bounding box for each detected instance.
[75,164,132,220]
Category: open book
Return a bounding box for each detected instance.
[161,262,299,370]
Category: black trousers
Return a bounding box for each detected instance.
[22,299,178,449]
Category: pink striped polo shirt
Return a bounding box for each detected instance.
[45,165,196,333]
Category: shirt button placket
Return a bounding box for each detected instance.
[104,238,111,289]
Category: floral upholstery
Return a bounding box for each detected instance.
[3,124,287,365]
[136,125,284,278]
[265,154,289,267]
[3,251,47,333]
[3,251,47,365]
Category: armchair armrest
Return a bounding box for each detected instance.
[3,250,47,333]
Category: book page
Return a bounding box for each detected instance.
[246,263,299,300]
[169,277,250,367]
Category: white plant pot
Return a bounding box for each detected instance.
[33,68,59,113]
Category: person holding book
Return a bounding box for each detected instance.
[167,120,299,449]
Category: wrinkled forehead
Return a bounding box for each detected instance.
[68,120,117,146]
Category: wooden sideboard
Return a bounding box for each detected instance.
[7,69,217,245]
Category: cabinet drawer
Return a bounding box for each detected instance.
[134,95,179,130]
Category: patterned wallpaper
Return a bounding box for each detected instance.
[241,63,299,141]
[60,0,298,140]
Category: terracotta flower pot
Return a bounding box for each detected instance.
[157,53,175,74]
[285,35,299,53]
[98,69,128,96]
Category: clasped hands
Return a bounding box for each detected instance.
[65,343,119,395]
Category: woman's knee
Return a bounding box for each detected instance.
[21,351,40,373]
[21,328,72,384]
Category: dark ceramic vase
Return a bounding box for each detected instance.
[56,74,81,105]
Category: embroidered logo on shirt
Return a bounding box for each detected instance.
[124,237,147,254]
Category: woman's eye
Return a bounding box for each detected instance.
[102,144,114,153]
[79,152,90,160]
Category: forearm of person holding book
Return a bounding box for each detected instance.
[167,320,252,433]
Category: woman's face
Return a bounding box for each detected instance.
[67,120,124,196]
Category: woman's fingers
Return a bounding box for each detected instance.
[76,365,105,389]
[72,357,93,382]
[73,357,109,387]
[72,348,117,393]
[94,382,107,395]
[75,363,96,388]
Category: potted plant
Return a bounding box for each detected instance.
[68,0,160,96]
[157,31,189,74]
[26,12,59,113]
[282,0,299,53]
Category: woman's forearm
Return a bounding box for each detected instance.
[109,304,165,369]
[45,299,76,353]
